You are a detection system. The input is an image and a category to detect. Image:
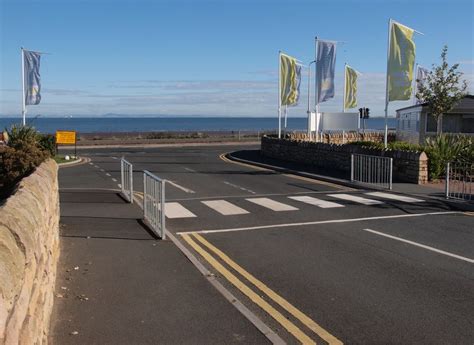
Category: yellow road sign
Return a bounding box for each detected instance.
[56,130,76,145]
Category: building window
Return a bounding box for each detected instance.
[426,114,437,132]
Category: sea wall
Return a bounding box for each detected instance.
[0,159,60,345]
[261,136,428,184]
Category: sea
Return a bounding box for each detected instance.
[0,117,397,134]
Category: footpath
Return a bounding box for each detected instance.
[49,161,269,344]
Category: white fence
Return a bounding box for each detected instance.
[143,170,166,239]
[445,163,473,201]
[351,154,393,190]
[120,158,134,203]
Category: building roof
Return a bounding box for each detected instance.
[396,94,474,113]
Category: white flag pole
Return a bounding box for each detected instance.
[383,19,393,148]
[278,51,282,139]
[315,37,320,142]
[343,63,347,113]
[21,47,26,126]
[413,63,419,105]
[307,60,316,140]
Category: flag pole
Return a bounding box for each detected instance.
[412,63,418,105]
[343,63,347,113]
[21,47,26,126]
[383,19,392,148]
[315,37,320,142]
[307,60,316,140]
[278,51,281,139]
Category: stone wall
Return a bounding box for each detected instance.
[289,131,396,145]
[0,159,60,345]
[261,136,428,184]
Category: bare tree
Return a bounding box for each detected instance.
[416,45,468,135]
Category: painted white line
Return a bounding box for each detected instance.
[105,173,111,177]
[365,192,424,203]
[328,193,384,205]
[93,165,99,168]
[184,167,197,173]
[117,184,122,188]
[288,196,344,209]
[362,228,474,264]
[100,169,105,172]
[111,156,118,160]
[112,178,117,182]
[168,180,196,194]
[165,202,197,218]
[88,162,93,165]
[202,200,249,216]
[176,211,462,235]
[246,198,298,212]
[224,181,256,194]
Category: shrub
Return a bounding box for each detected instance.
[38,134,57,156]
[0,125,51,190]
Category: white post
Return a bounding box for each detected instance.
[315,37,320,142]
[278,51,282,139]
[383,19,392,149]
[343,63,347,113]
[284,105,288,130]
[21,47,26,126]
[307,62,311,139]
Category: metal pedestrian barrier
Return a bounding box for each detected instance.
[445,162,473,201]
[351,154,393,190]
[143,170,166,239]
[120,158,134,203]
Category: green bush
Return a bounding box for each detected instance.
[424,135,470,180]
[38,134,57,156]
[0,125,51,189]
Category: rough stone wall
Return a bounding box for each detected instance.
[0,159,60,345]
[261,136,428,184]
[289,131,396,144]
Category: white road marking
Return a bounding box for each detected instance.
[176,211,462,235]
[362,228,474,264]
[184,167,197,173]
[112,178,117,182]
[365,192,424,203]
[118,184,122,188]
[288,196,344,209]
[224,181,256,194]
[165,202,197,218]
[111,156,118,160]
[168,180,196,194]
[93,165,99,168]
[328,193,383,205]
[88,162,93,165]
[100,169,105,172]
[105,173,111,177]
[202,200,249,215]
[246,198,298,212]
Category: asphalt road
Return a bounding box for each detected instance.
[61,144,474,344]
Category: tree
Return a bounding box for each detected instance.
[416,45,468,135]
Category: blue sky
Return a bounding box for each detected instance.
[0,0,473,117]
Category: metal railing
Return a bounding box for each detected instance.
[120,158,133,203]
[143,170,166,239]
[445,162,473,201]
[351,154,393,190]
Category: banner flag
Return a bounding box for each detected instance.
[415,66,429,104]
[316,40,337,103]
[280,53,301,106]
[344,65,358,109]
[23,50,42,105]
[388,22,416,102]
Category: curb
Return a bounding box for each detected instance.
[225,152,474,212]
[58,157,88,168]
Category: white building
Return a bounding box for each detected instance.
[396,95,474,144]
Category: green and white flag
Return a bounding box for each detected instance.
[344,65,358,109]
[280,53,301,106]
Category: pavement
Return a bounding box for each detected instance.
[51,144,474,344]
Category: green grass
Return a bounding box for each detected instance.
[53,155,76,164]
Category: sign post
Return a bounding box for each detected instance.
[56,130,77,157]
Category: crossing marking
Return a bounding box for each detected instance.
[181,234,316,344]
[246,197,298,211]
[223,181,256,194]
[201,200,249,215]
[365,192,424,203]
[193,233,343,344]
[362,228,474,264]
[165,202,197,219]
[328,193,383,205]
[289,196,344,209]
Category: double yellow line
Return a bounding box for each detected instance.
[181,233,342,345]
